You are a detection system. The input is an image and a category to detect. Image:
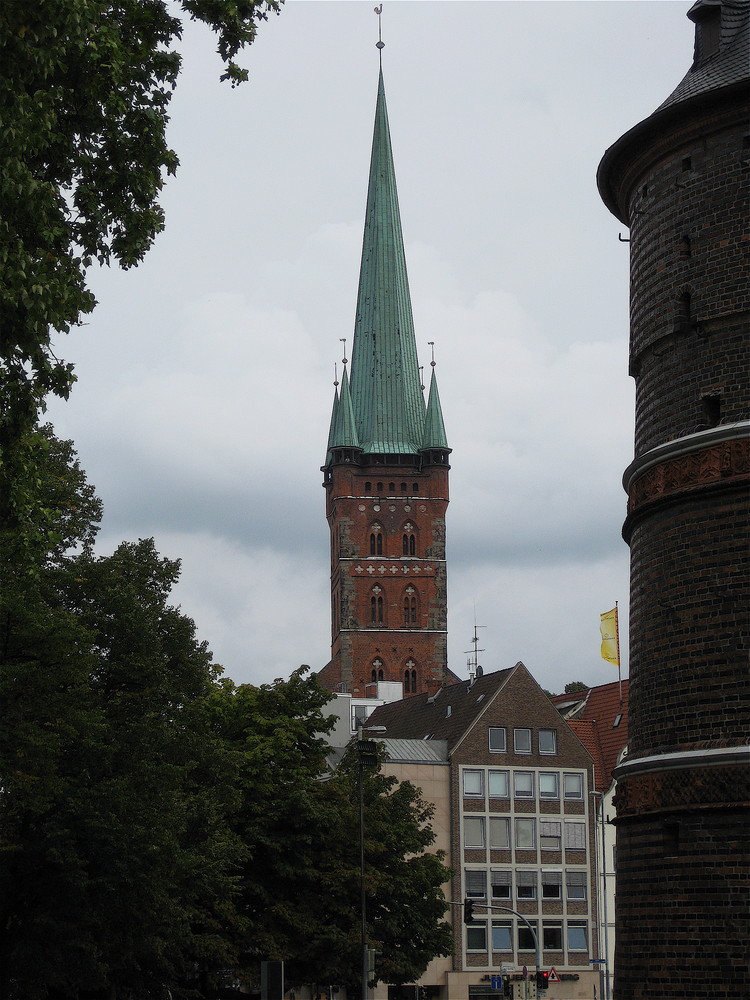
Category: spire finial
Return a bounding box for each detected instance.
[334,362,339,388]
[419,365,425,391]
[340,337,348,366]
[374,5,384,61]
[428,341,436,367]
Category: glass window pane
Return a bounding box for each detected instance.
[568,924,588,950]
[467,924,487,951]
[543,925,563,950]
[539,772,559,798]
[515,818,536,849]
[489,817,510,848]
[518,923,538,950]
[514,771,534,798]
[564,772,584,798]
[488,770,509,797]
[463,769,484,796]
[492,923,513,950]
[489,727,507,752]
[464,816,485,848]
[565,822,586,850]
[514,728,531,753]
[539,729,557,754]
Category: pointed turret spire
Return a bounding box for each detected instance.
[421,368,449,451]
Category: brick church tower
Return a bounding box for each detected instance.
[597,2,749,997]
[317,69,456,699]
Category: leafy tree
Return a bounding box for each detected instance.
[0,0,282,517]
[564,680,588,694]
[0,426,242,999]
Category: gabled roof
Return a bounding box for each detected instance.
[366,666,516,751]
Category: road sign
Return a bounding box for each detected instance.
[548,967,560,983]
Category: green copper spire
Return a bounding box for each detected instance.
[421,368,449,451]
[348,69,426,456]
[330,366,360,449]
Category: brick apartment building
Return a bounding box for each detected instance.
[597,1,750,996]
[366,665,601,999]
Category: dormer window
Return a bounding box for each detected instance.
[692,2,721,63]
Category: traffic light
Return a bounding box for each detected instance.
[536,970,550,989]
[463,898,474,924]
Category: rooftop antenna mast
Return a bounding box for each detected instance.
[465,613,487,686]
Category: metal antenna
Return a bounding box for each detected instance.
[374,5,384,61]
[464,613,487,684]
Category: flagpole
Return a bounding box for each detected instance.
[615,602,622,708]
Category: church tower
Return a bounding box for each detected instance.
[598,2,749,997]
[318,68,453,699]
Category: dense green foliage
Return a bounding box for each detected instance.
[0,428,452,999]
[0,0,281,516]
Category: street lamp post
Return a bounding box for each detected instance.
[356,724,386,1000]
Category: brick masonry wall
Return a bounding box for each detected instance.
[323,459,450,695]
[622,102,750,457]
[599,47,750,1000]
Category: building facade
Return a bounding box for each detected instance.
[368,665,601,999]
[317,69,455,701]
[597,2,750,996]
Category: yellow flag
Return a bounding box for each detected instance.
[600,607,619,666]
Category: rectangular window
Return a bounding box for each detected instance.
[566,870,587,900]
[564,772,584,799]
[351,705,371,731]
[541,870,563,899]
[517,921,538,951]
[465,869,487,899]
[540,821,561,851]
[464,816,485,849]
[491,870,512,900]
[489,817,510,849]
[515,818,536,850]
[514,728,532,753]
[539,772,559,799]
[463,769,484,797]
[489,727,507,752]
[565,822,586,851]
[466,923,487,951]
[543,924,563,950]
[516,870,537,900]
[488,769,509,798]
[492,921,513,951]
[568,922,588,951]
[539,728,557,754]
[513,771,534,798]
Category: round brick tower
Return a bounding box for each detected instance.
[597,2,749,997]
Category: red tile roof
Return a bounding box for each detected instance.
[558,680,629,792]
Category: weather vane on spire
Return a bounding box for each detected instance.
[374,5,384,58]
[340,337,348,366]
[428,341,436,367]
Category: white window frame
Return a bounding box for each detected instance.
[515,817,536,850]
[489,727,507,752]
[540,821,562,851]
[489,816,511,849]
[463,768,484,797]
[541,870,563,900]
[466,922,488,952]
[542,922,563,951]
[492,921,513,951]
[566,870,587,900]
[465,869,487,900]
[513,770,534,798]
[539,728,557,754]
[564,772,584,799]
[488,769,509,798]
[464,816,486,849]
[539,771,559,799]
[516,870,537,900]
[568,922,589,951]
[514,728,532,753]
[490,870,512,900]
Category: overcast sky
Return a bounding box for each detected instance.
[47,1,696,694]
